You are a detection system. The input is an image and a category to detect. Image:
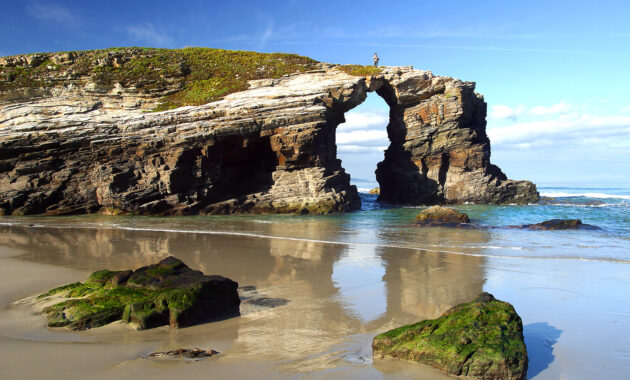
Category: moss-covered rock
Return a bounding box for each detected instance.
[415,205,470,226]
[372,292,528,380]
[39,256,240,330]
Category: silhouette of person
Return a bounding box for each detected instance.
[373,53,379,67]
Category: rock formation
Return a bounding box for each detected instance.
[520,219,600,230]
[0,48,538,215]
[38,256,240,330]
[415,205,470,226]
[372,292,528,380]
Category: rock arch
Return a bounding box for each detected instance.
[327,66,538,209]
[0,65,538,215]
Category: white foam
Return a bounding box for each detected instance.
[541,192,630,200]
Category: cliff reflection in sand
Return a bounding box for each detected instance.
[0,217,487,371]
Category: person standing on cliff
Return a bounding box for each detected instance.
[373,53,379,67]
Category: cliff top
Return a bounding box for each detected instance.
[0,47,381,111]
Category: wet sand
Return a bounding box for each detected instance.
[0,220,629,379]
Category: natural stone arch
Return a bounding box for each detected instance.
[328,67,538,209]
[0,64,538,215]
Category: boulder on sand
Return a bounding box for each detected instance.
[415,206,470,226]
[373,292,528,380]
[38,256,240,330]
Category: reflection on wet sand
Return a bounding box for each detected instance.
[378,227,488,328]
[0,218,489,377]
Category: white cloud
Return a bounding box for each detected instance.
[28,2,76,24]
[529,102,574,116]
[338,145,388,154]
[337,130,388,145]
[258,18,274,50]
[126,23,173,47]
[338,110,389,131]
[488,113,630,148]
[490,105,525,121]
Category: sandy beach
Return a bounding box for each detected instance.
[0,216,628,379]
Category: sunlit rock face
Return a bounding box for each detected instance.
[0,59,537,215]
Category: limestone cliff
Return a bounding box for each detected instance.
[0,48,538,215]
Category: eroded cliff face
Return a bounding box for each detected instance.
[0,52,537,216]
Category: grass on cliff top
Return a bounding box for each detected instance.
[337,64,382,77]
[0,47,319,111]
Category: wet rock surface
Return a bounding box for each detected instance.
[415,205,470,226]
[373,292,528,380]
[38,256,240,330]
[1,49,538,216]
[147,348,219,360]
[520,219,600,230]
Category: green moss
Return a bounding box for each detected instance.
[373,293,527,379]
[1,47,319,110]
[86,270,117,285]
[338,64,382,77]
[37,282,101,299]
[37,256,239,330]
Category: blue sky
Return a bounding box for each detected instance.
[1,0,629,187]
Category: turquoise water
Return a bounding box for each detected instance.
[2,186,628,263]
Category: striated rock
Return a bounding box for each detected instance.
[415,205,470,225]
[368,187,380,195]
[522,219,599,230]
[0,48,538,215]
[373,292,528,380]
[38,256,240,330]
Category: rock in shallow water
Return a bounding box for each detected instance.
[522,219,599,230]
[39,256,240,330]
[372,292,528,380]
[415,205,470,226]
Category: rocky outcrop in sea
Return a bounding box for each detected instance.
[0,48,538,215]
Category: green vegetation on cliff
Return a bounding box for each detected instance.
[337,64,382,77]
[373,292,528,380]
[0,47,319,110]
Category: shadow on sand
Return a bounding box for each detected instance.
[524,322,562,379]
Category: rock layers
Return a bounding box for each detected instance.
[0,48,538,215]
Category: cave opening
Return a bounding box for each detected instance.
[336,91,391,196]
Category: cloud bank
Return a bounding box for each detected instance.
[488,102,630,149]
[336,109,390,154]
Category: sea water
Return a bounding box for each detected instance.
[0,185,628,379]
